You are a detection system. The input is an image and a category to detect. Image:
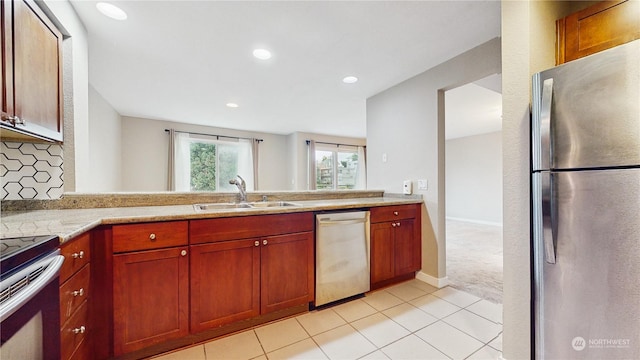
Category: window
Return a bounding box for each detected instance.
[315,148,360,190]
[174,133,254,192]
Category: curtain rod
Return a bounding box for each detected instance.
[165,129,263,142]
[306,140,364,148]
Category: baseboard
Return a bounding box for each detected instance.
[446,216,503,227]
[416,271,449,288]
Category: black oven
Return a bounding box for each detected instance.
[1,235,64,360]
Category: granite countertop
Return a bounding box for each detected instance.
[0,196,423,243]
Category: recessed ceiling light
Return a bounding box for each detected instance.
[226,103,239,108]
[96,2,127,20]
[252,49,272,60]
[342,76,358,84]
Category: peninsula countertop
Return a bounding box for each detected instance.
[1,195,423,243]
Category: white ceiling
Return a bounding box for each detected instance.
[69,0,501,138]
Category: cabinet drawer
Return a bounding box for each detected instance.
[60,299,89,360]
[370,204,418,223]
[60,263,90,324]
[190,212,314,244]
[59,233,90,283]
[113,221,188,253]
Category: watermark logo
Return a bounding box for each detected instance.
[572,337,586,351]
[571,336,631,351]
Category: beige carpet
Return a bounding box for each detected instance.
[446,219,503,304]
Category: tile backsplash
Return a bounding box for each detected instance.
[1,141,64,200]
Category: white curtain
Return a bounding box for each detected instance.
[167,129,176,190]
[356,146,367,189]
[173,132,192,192]
[236,138,255,191]
[307,140,316,190]
[251,138,260,190]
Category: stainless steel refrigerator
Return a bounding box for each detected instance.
[532,39,640,359]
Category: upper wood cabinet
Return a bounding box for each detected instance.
[556,0,640,64]
[1,0,63,142]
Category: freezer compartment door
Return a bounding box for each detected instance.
[535,169,640,359]
[533,39,640,171]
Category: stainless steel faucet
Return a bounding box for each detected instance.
[229,175,247,203]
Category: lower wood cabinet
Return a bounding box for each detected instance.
[370,204,421,287]
[190,225,314,332]
[59,232,91,360]
[113,246,190,356]
[190,239,260,332]
[260,231,314,314]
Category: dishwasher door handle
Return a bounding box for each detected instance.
[318,219,367,226]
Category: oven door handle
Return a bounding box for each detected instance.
[0,255,65,322]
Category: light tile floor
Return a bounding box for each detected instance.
[152,279,503,360]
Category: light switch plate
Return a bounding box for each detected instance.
[418,179,428,190]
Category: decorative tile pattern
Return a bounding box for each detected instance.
[1,141,63,200]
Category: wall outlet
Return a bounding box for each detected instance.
[403,180,412,195]
[418,179,428,190]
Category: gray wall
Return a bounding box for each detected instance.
[88,85,122,191]
[445,131,502,225]
[367,37,501,282]
[120,116,290,192]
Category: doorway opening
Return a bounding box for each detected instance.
[443,74,503,304]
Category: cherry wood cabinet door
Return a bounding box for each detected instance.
[2,0,63,141]
[190,239,260,332]
[394,218,421,276]
[557,0,640,64]
[260,231,314,314]
[370,222,395,284]
[113,247,189,356]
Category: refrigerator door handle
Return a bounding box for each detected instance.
[541,172,557,264]
[540,78,554,171]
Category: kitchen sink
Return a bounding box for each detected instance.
[193,203,253,211]
[246,201,300,208]
[193,201,301,211]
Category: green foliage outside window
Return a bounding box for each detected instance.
[189,142,241,192]
[190,143,217,191]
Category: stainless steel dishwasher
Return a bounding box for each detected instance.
[315,211,370,306]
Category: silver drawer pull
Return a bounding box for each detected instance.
[396,222,401,227]
[263,239,268,246]
[393,211,399,216]
[392,223,397,227]
[72,326,86,334]
[71,251,84,259]
[72,288,84,297]
[149,233,156,240]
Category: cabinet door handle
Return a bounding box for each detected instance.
[149,233,156,240]
[393,211,399,216]
[1,113,25,126]
[392,223,396,227]
[72,288,84,297]
[254,241,260,247]
[263,239,268,246]
[72,251,84,259]
[396,222,401,227]
[72,326,86,334]
[180,250,187,256]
